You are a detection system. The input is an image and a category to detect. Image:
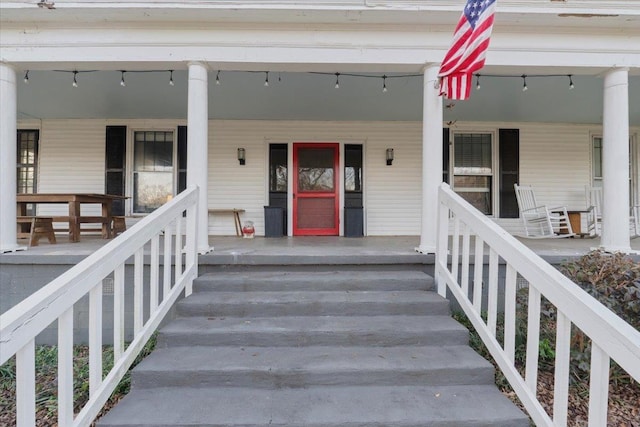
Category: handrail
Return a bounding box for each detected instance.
[435,183,640,427]
[1,186,199,427]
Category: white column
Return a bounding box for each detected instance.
[0,63,24,253]
[601,67,631,253]
[187,62,212,254]
[416,64,443,253]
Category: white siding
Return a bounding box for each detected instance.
[37,120,106,219]
[19,118,631,237]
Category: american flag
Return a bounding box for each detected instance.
[438,0,497,100]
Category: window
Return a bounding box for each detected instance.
[269,144,288,193]
[592,135,636,205]
[452,133,494,215]
[17,130,39,215]
[133,130,174,213]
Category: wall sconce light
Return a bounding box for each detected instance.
[237,148,246,165]
[386,148,394,166]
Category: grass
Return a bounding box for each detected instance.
[0,333,157,427]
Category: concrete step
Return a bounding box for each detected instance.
[193,270,434,292]
[176,290,449,317]
[132,345,494,389]
[97,385,529,427]
[157,315,469,348]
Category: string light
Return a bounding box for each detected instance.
[27,69,580,96]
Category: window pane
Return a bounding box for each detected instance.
[592,137,602,180]
[345,144,363,192]
[454,133,492,174]
[133,131,174,213]
[269,144,288,192]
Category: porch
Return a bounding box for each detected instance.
[2,234,638,265]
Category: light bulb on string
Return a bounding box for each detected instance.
[169,70,174,86]
[382,75,388,93]
[120,71,126,87]
[335,73,340,89]
[215,71,221,85]
[72,71,78,88]
[264,72,269,87]
[522,75,528,92]
[569,75,574,89]
[278,73,281,82]
[23,70,29,84]
[475,74,481,90]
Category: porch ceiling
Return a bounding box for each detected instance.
[16,69,640,126]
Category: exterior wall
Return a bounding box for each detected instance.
[18,118,637,236]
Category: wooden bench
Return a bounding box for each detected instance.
[17,216,57,246]
[208,209,245,236]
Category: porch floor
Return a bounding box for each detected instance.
[2,234,638,265]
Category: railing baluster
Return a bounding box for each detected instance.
[150,235,160,311]
[451,216,460,283]
[16,339,35,427]
[504,264,517,362]
[185,205,197,296]
[113,263,125,361]
[134,247,144,335]
[89,282,103,397]
[461,224,470,297]
[163,224,172,298]
[436,201,450,297]
[58,308,74,426]
[525,286,541,392]
[175,216,183,280]
[487,248,499,337]
[553,311,571,426]
[588,343,610,426]
[473,235,484,313]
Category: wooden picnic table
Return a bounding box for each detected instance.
[17,193,128,243]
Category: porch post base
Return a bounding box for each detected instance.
[415,245,436,254]
[1,244,27,254]
[593,245,637,255]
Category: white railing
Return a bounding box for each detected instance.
[435,183,640,427]
[0,186,199,427]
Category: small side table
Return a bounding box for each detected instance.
[566,210,591,238]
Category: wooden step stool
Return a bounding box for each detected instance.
[17,216,57,246]
[112,216,127,235]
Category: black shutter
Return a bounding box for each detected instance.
[105,126,126,216]
[443,128,450,184]
[177,126,188,193]
[499,129,519,218]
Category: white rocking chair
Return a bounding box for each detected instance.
[514,184,575,238]
[585,186,603,236]
[586,186,639,239]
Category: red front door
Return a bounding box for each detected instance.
[293,143,339,236]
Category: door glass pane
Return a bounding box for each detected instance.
[133,131,174,213]
[298,148,334,191]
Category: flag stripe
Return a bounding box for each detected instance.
[438,0,497,100]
